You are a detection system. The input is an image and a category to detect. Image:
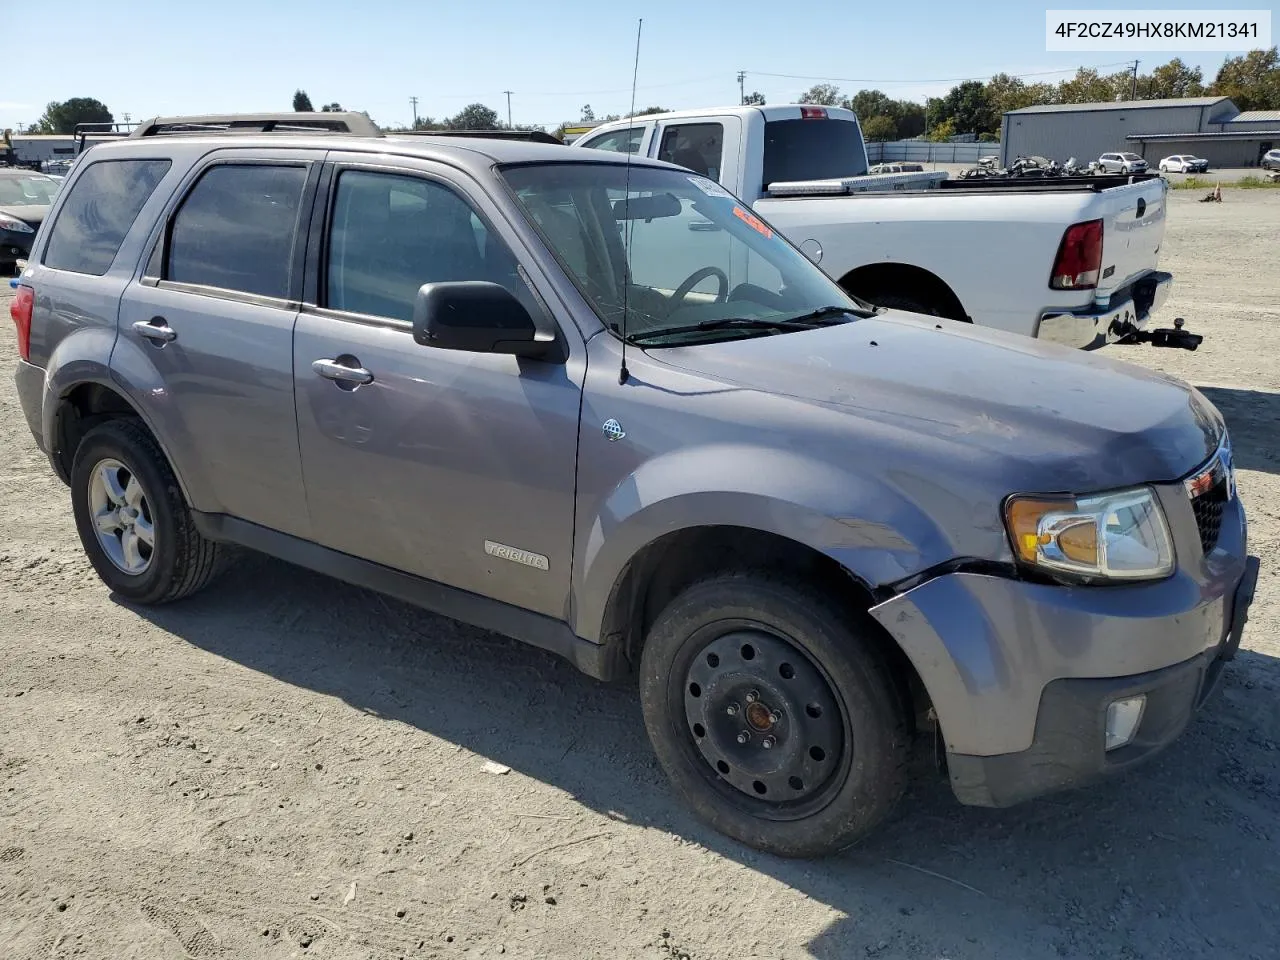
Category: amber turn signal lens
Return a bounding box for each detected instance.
[1005,497,1074,563]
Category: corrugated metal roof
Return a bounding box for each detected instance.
[1005,97,1232,115]
[1228,110,1280,123]
[1127,130,1280,141]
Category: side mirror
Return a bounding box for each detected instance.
[411,281,557,359]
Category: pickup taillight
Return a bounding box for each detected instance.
[1049,218,1104,290]
[10,284,33,361]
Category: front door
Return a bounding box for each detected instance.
[117,151,324,539]
[292,159,584,618]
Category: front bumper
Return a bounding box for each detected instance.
[870,480,1254,808]
[1036,271,1172,350]
[945,555,1258,807]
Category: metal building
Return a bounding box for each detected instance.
[1000,97,1237,166]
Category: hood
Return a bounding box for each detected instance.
[0,204,47,228]
[650,312,1221,492]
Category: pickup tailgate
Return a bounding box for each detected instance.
[1092,177,1168,300]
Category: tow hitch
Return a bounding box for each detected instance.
[1118,317,1203,351]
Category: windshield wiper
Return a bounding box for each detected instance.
[626,308,860,345]
[788,303,880,322]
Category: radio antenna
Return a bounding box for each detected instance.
[618,17,643,385]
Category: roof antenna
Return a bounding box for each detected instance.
[618,17,643,385]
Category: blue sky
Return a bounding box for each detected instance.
[1,0,1265,132]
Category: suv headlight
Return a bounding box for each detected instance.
[1005,486,1174,582]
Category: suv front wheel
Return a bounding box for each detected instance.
[639,573,909,857]
[71,419,226,605]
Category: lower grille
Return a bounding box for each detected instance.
[1191,479,1227,554]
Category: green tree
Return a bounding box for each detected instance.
[580,104,595,122]
[1138,58,1204,99]
[846,89,893,120]
[1209,46,1280,110]
[892,102,925,139]
[448,103,500,129]
[936,80,995,135]
[798,83,842,106]
[861,115,897,141]
[1056,67,1130,104]
[32,97,113,134]
[293,89,314,112]
[319,102,344,112]
[742,91,766,105]
[925,116,956,142]
[630,106,670,116]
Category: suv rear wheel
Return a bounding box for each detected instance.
[638,574,909,857]
[71,419,226,604]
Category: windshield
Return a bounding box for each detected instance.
[501,162,863,346]
[0,174,59,206]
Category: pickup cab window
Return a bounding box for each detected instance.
[657,123,724,182]
[762,118,868,188]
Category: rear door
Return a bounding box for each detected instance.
[291,155,584,618]
[116,149,324,539]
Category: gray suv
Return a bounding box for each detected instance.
[11,113,1259,857]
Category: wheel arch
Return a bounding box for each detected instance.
[48,377,195,508]
[596,523,930,730]
[838,261,968,322]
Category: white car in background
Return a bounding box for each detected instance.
[1262,149,1280,171]
[1159,155,1209,173]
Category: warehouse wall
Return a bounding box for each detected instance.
[1136,138,1278,169]
[1001,105,1207,166]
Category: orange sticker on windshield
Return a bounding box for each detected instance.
[733,206,773,239]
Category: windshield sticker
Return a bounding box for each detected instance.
[733,206,773,239]
[687,175,733,199]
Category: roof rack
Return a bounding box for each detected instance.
[127,112,384,140]
[395,128,562,145]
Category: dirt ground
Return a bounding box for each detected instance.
[2,190,1279,960]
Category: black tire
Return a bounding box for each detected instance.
[638,574,909,858]
[70,419,226,605]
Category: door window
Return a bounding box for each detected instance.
[166,164,308,299]
[43,159,171,275]
[324,170,531,322]
[580,126,645,154]
[657,123,725,182]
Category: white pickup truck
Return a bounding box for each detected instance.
[574,105,1181,350]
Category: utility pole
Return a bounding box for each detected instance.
[1130,60,1139,100]
[737,70,745,105]
[409,96,419,127]
[503,90,513,128]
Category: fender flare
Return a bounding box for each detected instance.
[571,445,955,642]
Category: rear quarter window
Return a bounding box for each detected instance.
[43,159,172,276]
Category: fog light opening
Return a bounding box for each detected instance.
[1105,695,1147,751]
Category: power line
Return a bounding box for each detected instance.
[742,61,1139,86]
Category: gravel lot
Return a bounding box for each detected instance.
[2,191,1278,960]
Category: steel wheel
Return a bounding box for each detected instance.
[87,457,155,575]
[676,622,850,820]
